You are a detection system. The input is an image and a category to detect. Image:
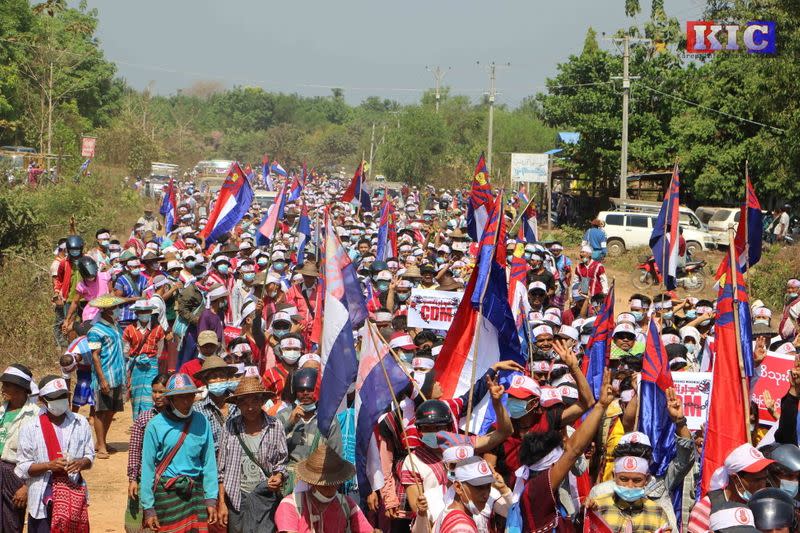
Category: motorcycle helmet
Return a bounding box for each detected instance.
[291,368,318,393]
[748,488,796,531]
[76,256,98,280]
[415,400,452,428]
[65,235,84,258]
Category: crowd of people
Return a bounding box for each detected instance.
[2,166,800,533]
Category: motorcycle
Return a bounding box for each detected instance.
[630,254,707,293]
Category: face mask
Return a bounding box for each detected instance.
[581,257,590,264]
[296,401,317,412]
[787,293,799,303]
[68,249,81,258]
[507,255,514,264]
[130,268,142,277]
[399,351,414,364]
[217,264,230,275]
[733,476,752,501]
[185,260,196,269]
[137,313,151,323]
[273,328,290,339]
[780,479,799,498]
[613,484,646,502]
[111,308,121,321]
[46,398,70,416]
[311,488,336,503]
[376,281,390,293]
[100,240,110,248]
[207,382,231,397]
[171,407,192,419]
[280,350,301,364]
[685,310,697,319]
[631,311,644,322]
[685,343,698,355]
[257,258,269,267]
[243,273,256,283]
[273,262,286,272]
[699,319,711,327]
[524,253,532,260]
[436,256,445,264]
[507,398,531,419]
[268,290,278,299]
[420,432,439,448]
[662,312,673,321]
[397,292,410,302]
[463,497,481,516]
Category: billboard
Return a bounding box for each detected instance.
[510,153,548,184]
[80,136,96,158]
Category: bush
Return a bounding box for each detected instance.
[749,245,800,312]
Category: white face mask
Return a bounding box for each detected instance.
[310,488,336,503]
[280,350,301,365]
[46,398,70,416]
[171,405,192,418]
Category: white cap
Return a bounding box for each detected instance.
[618,431,652,447]
[680,326,701,342]
[527,281,547,293]
[453,456,494,486]
[709,444,775,490]
[612,322,636,337]
[166,260,182,271]
[555,325,579,341]
[532,325,553,338]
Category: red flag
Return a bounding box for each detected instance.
[583,507,615,533]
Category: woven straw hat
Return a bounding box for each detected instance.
[226,376,272,404]
[294,445,356,486]
[194,355,237,381]
[402,265,422,280]
[89,294,127,309]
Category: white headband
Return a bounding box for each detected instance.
[614,456,650,474]
[530,446,564,472]
[96,232,110,240]
[654,301,673,310]
[531,361,551,373]
[2,366,32,383]
[454,457,494,484]
[629,298,643,308]
[238,301,256,326]
[709,507,755,530]
[39,378,68,398]
[412,357,435,370]
[533,325,553,338]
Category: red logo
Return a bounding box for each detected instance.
[749,447,763,459]
[478,461,490,475]
[623,457,638,471]
[629,433,640,444]
[54,380,66,390]
[512,375,525,388]
[456,447,469,460]
[735,508,750,524]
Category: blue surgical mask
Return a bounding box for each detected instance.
[208,381,231,397]
[781,479,799,498]
[273,261,287,272]
[436,256,445,264]
[273,328,290,339]
[296,401,316,412]
[613,484,646,502]
[685,310,697,319]
[376,281,390,293]
[507,398,530,419]
[217,264,230,275]
[257,258,269,267]
[130,268,142,277]
[68,249,81,258]
[185,260,196,269]
[631,311,644,322]
[662,312,673,321]
[397,292,409,302]
[243,273,256,283]
[685,343,698,354]
[420,432,439,448]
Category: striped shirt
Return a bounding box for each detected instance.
[87,318,126,389]
[127,408,158,481]
[114,272,148,323]
[687,495,711,533]
[217,413,288,511]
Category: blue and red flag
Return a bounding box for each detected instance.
[341,161,372,211]
[435,193,522,400]
[200,162,254,246]
[317,212,368,434]
[516,189,538,243]
[508,252,531,358]
[261,155,274,191]
[257,183,287,245]
[640,318,677,477]
[287,175,303,202]
[701,258,753,495]
[270,161,288,177]
[649,164,681,290]
[583,283,615,400]
[159,178,178,233]
[376,200,398,261]
[244,163,255,182]
[716,171,763,280]
[466,153,494,241]
[295,202,311,267]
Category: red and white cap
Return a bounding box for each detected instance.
[618,431,652,447]
[506,374,541,399]
[612,322,636,337]
[709,443,775,490]
[555,325,579,341]
[389,332,416,351]
[527,281,547,293]
[753,306,772,320]
[454,456,495,486]
[530,360,551,374]
[538,386,563,407]
[532,325,553,338]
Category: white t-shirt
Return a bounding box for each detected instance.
[774,212,790,236]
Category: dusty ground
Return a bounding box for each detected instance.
[77,247,724,531]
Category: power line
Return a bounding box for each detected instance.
[638,83,786,133]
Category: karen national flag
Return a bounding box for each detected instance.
[295,202,311,266]
[583,283,614,400]
[200,162,254,246]
[287,175,303,202]
[466,153,493,241]
[516,190,538,243]
[649,164,681,290]
[318,212,368,434]
[716,172,763,280]
[376,200,398,261]
[159,178,178,233]
[701,258,752,495]
[271,161,288,177]
[262,155,274,191]
[341,161,372,211]
[640,318,676,477]
[258,183,287,244]
[434,193,522,401]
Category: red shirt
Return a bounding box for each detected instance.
[178,358,203,386]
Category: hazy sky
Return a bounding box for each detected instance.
[84,0,705,106]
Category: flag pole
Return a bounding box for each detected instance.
[508,192,535,237]
[728,226,752,445]
[743,160,753,295]
[465,190,504,435]
[371,322,427,401]
[365,321,427,524]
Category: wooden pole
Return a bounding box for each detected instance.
[728,226,752,445]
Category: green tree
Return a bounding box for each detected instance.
[379,107,448,184]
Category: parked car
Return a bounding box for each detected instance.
[706,207,739,246]
[598,210,715,257]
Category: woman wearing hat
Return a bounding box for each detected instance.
[0,365,39,532]
[217,377,288,532]
[274,445,375,532]
[141,373,219,532]
[16,375,94,532]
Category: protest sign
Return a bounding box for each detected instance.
[751,350,794,425]
[407,289,463,330]
[671,371,712,430]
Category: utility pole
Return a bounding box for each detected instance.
[426,65,450,113]
[478,61,510,174]
[609,35,650,199]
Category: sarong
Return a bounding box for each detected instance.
[130,355,158,420]
[153,477,208,533]
[0,460,24,532]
